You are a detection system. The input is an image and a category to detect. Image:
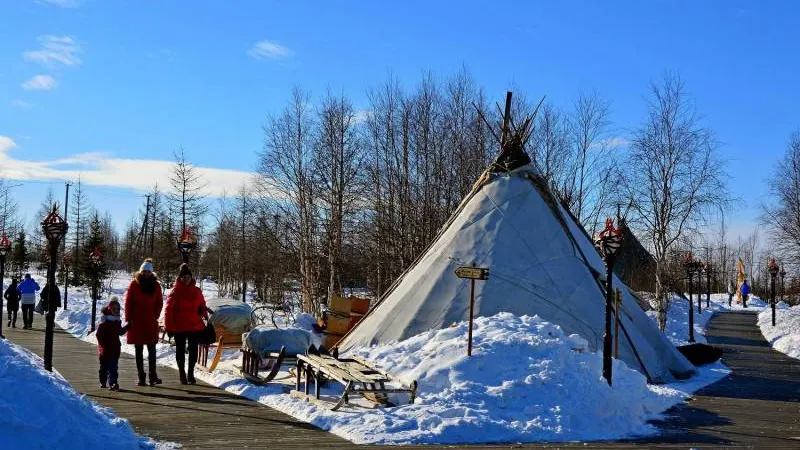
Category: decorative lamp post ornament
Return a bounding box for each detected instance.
[41,204,68,372]
[594,217,623,386]
[89,247,103,332]
[0,234,11,339]
[177,227,197,264]
[768,257,779,327]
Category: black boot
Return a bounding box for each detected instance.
[137,373,147,387]
[149,372,162,386]
[179,368,188,385]
[187,372,196,385]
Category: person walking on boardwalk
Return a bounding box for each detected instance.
[125,258,164,386]
[40,282,61,313]
[164,264,208,385]
[740,279,751,308]
[96,297,128,390]
[727,280,736,307]
[5,277,20,328]
[17,274,40,329]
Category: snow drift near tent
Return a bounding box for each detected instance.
[339,163,694,383]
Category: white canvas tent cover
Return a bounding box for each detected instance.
[338,165,694,383]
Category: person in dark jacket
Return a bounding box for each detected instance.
[40,282,61,313]
[4,278,20,328]
[17,274,40,329]
[125,258,164,386]
[164,264,208,385]
[96,297,128,390]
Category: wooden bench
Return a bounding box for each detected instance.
[291,352,417,411]
[197,323,244,372]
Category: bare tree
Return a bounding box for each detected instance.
[313,90,365,303]
[762,132,800,268]
[623,74,728,330]
[169,147,207,233]
[258,87,321,315]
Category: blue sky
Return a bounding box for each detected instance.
[1,0,798,241]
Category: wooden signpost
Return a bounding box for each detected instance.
[455,264,490,356]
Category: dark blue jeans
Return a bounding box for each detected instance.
[99,356,119,386]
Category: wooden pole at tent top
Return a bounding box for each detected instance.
[500,91,512,146]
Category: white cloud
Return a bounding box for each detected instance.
[0,136,17,153]
[353,110,373,124]
[247,40,293,60]
[23,35,81,67]
[21,75,57,90]
[0,142,262,197]
[38,0,80,7]
[592,137,630,149]
[11,99,34,108]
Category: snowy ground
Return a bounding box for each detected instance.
[33,272,738,445]
[0,333,175,449]
[758,302,800,360]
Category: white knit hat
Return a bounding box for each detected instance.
[139,260,154,272]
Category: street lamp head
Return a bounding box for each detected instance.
[41,204,68,245]
[768,257,779,277]
[594,218,623,260]
[89,247,103,266]
[0,234,11,257]
[177,226,197,256]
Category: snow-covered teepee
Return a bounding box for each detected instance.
[338,92,694,383]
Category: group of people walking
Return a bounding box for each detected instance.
[96,258,209,390]
[4,273,61,329]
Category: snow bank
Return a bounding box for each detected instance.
[758,303,800,359]
[0,339,152,450]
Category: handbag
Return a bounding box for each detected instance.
[34,299,45,315]
[196,320,217,345]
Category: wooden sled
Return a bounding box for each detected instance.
[292,352,417,411]
[240,346,291,385]
[197,324,243,373]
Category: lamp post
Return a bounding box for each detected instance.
[768,258,779,327]
[0,235,11,339]
[780,267,786,306]
[177,227,197,264]
[41,205,68,372]
[89,247,102,332]
[705,261,712,309]
[684,253,698,343]
[62,254,71,310]
[594,218,623,386]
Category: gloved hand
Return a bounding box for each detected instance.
[197,306,205,315]
[166,331,174,338]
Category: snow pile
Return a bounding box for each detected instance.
[758,303,800,359]
[343,313,680,443]
[0,338,153,450]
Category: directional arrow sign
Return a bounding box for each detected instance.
[454,266,489,280]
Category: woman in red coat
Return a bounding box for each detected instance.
[124,258,164,386]
[164,263,208,384]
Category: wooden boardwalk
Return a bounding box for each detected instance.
[5,311,800,449]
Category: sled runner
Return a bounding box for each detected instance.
[239,346,297,385]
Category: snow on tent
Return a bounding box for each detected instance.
[337,92,694,383]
